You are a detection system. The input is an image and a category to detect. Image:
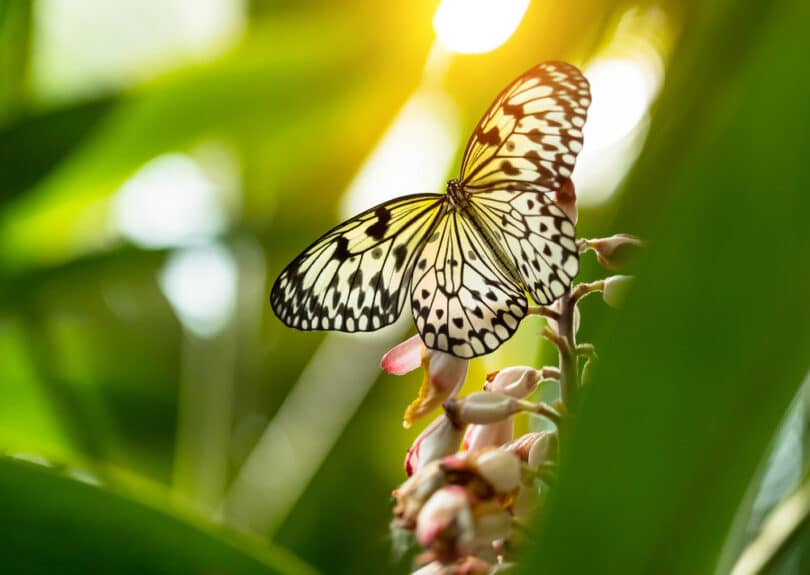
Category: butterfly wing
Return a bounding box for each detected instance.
[460,61,590,194]
[458,61,589,305]
[411,210,527,358]
[271,194,444,332]
[468,188,579,305]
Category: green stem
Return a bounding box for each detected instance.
[557,293,579,409]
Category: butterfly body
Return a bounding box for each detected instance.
[271,62,591,358]
[445,179,470,211]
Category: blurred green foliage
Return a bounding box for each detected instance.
[0,0,808,574]
[527,0,810,574]
[0,456,315,575]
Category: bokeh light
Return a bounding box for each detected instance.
[582,58,659,150]
[572,7,669,205]
[111,152,234,249]
[32,0,245,102]
[159,242,238,338]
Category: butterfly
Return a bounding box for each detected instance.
[270,61,590,358]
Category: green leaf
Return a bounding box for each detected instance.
[0,98,115,207]
[0,456,317,575]
[524,0,810,574]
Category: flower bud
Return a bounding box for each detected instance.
[406,415,465,476]
[381,333,424,375]
[444,392,530,426]
[484,366,541,398]
[464,367,543,452]
[471,501,513,547]
[527,430,559,470]
[463,420,513,453]
[381,334,470,427]
[415,486,474,553]
[393,460,447,528]
[587,234,645,270]
[501,432,542,462]
[471,449,522,494]
[405,347,469,427]
[602,274,634,308]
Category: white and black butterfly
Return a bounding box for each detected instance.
[270,61,590,358]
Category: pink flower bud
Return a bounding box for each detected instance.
[409,349,469,427]
[471,449,522,494]
[484,366,542,398]
[381,335,470,428]
[464,367,544,452]
[463,420,513,453]
[501,432,542,462]
[381,334,424,375]
[602,274,634,308]
[587,234,645,270]
[464,366,543,451]
[392,460,447,528]
[406,415,465,476]
[416,486,474,552]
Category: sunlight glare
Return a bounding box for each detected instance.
[433,0,530,54]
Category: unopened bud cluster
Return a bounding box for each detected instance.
[384,231,642,574]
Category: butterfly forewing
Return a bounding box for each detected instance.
[410,210,527,358]
[271,194,444,332]
[460,61,590,194]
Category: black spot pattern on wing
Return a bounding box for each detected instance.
[270,195,444,332]
[460,61,591,195]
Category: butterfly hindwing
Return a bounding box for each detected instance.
[460,61,590,194]
[270,195,444,332]
[410,210,527,358]
[468,188,579,305]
